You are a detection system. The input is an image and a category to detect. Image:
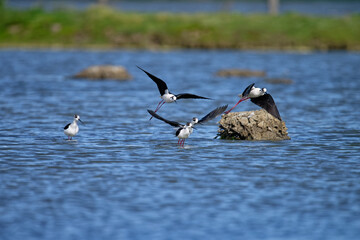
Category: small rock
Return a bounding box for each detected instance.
[218,109,290,141]
[265,78,294,85]
[258,121,265,128]
[51,23,62,33]
[9,25,21,34]
[73,65,132,80]
[215,69,266,77]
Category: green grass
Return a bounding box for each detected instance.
[1,6,360,50]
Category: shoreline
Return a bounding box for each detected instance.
[1,44,359,53]
[1,6,360,51]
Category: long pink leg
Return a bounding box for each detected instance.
[224,97,249,114]
[149,100,165,120]
[154,101,166,113]
[154,100,164,112]
[178,139,181,145]
[182,139,185,147]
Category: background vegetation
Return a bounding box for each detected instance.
[0,5,359,50]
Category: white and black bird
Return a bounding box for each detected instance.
[137,66,211,119]
[225,83,282,120]
[64,114,83,140]
[148,105,227,147]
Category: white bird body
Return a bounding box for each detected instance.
[64,121,79,137]
[176,124,192,139]
[161,90,177,103]
[64,115,82,140]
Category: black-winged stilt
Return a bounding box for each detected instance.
[148,105,227,147]
[225,83,282,120]
[137,66,211,119]
[64,114,83,140]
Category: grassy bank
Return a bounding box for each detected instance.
[0,6,360,50]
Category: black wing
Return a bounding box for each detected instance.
[241,83,255,97]
[198,105,228,124]
[64,123,70,130]
[251,94,282,121]
[137,66,168,96]
[175,127,183,137]
[176,93,211,100]
[147,110,183,128]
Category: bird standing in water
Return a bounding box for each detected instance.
[64,114,83,140]
[148,105,227,147]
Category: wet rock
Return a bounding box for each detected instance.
[215,69,266,77]
[218,109,290,141]
[73,65,132,80]
[265,78,294,85]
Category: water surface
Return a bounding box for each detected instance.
[9,0,360,15]
[0,49,360,239]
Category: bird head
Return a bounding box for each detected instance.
[191,117,199,125]
[74,114,84,124]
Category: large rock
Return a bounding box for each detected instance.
[215,69,266,77]
[73,65,132,80]
[218,109,290,140]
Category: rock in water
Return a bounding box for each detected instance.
[218,109,290,141]
[215,69,266,77]
[265,78,294,85]
[73,65,132,80]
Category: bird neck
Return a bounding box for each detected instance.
[185,125,193,130]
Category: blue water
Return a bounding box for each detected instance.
[9,0,360,15]
[0,49,360,239]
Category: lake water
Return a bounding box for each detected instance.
[9,0,360,15]
[0,49,360,239]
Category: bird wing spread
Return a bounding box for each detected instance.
[176,93,211,100]
[241,83,255,97]
[198,105,228,124]
[137,66,168,96]
[147,110,183,128]
[250,94,282,120]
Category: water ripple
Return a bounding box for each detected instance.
[0,49,360,240]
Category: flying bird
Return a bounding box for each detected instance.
[148,105,227,147]
[137,66,210,119]
[225,83,282,120]
[64,114,83,140]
